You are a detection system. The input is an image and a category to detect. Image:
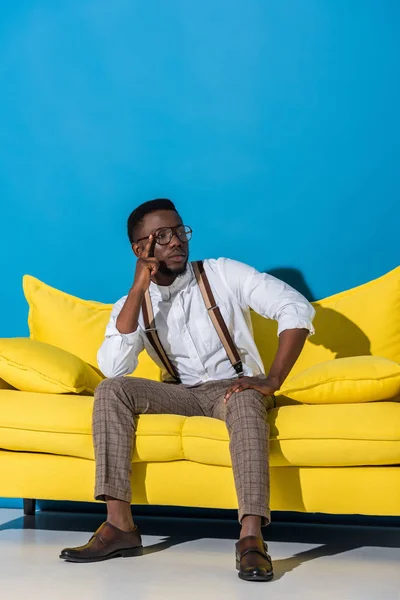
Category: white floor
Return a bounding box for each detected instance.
[0,509,400,600]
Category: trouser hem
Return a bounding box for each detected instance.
[239,506,271,527]
[94,484,131,503]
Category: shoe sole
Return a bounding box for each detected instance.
[237,571,274,582]
[60,545,144,563]
[236,560,274,582]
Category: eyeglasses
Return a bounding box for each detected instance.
[136,225,192,246]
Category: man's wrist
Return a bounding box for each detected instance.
[129,284,146,298]
[264,374,282,390]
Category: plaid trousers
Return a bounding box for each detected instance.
[93,376,274,525]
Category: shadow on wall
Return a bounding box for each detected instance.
[267,267,316,302]
[267,267,371,358]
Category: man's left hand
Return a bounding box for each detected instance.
[224,376,280,404]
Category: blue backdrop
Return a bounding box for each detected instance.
[0,0,399,335]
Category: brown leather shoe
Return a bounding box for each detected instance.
[60,521,143,563]
[235,535,274,582]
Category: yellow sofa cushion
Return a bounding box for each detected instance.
[0,339,102,394]
[23,275,161,381]
[1,390,399,468]
[278,356,400,404]
[253,266,400,378]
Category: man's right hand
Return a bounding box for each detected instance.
[116,235,158,334]
[132,235,159,293]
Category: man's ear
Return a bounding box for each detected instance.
[132,243,141,258]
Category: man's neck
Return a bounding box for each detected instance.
[152,262,189,287]
[153,272,178,287]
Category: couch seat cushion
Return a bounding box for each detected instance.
[0,390,399,467]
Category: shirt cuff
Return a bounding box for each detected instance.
[105,325,141,346]
[121,331,140,345]
[277,318,315,337]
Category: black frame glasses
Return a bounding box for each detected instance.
[136,225,192,246]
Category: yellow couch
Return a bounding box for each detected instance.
[0,267,399,518]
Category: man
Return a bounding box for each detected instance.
[60,198,315,581]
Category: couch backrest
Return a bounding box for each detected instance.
[24,266,400,382]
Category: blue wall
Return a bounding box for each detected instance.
[0,0,399,338]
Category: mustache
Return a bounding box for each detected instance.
[168,252,186,258]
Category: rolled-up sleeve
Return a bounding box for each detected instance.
[218,258,315,337]
[97,296,144,377]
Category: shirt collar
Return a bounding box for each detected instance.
[150,262,194,301]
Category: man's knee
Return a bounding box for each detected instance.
[224,389,269,419]
[94,376,128,402]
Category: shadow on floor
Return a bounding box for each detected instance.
[1,510,399,581]
[272,542,361,581]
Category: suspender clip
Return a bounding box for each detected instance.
[233,361,245,378]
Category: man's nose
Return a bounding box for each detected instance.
[169,233,183,247]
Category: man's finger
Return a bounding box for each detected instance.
[224,387,235,402]
[226,384,241,395]
[224,380,255,403]
[149,261,159,279]
[233,384,248,394]
[224,384,242,403]
[148,235,156,258]
[224,377,256,401]
[224,390,241,404]
[143,235,155,259]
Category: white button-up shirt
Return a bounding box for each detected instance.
[98,258,315,385]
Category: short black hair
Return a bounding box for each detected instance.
[127,198,177,243]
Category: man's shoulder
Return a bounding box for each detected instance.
[198,259,255,299]
[195,257,231,280]
[199,257,230,270]
[200,257,253,277]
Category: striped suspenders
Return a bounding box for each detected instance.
[142,261,244,382]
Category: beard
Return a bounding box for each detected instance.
[158,258,188,277]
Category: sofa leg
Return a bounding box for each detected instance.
[23,499,36,516]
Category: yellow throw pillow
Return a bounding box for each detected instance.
[278,356,400,404]
[252,266,400,379]
[0,338,103,394]
[23,275,112,369]
[23,275,161,381]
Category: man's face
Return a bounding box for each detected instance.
[132,210,190,276]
